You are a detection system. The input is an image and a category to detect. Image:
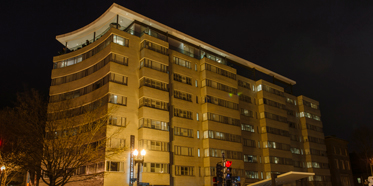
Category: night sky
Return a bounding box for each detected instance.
[1,0,373,145]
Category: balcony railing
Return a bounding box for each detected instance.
[140,40,168,55]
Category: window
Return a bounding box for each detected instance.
[238,80,251,89]
[303,100,319,110]
[203,64,236,80]
[202,79,237,94]
[196,96,198,103]
[243,139,256,147]
[306,136,325,144]
[241,109,253,117]
[108,116,126,127]
[174,146,194,156]
[50,72,128,103]
[262,126,290,137]
[286,97,295,105]
[204,130,241,143]
[290,147,301,154]
[306,162,329,169]
[141,40,168,55]
[174,73,192,85]
[140,77,168,91]
[239,94,251,103]
[341,160,345,170]
[306,124,323,132]
[195,64,198,71]
[139,140,169,152]
[174,108,193,119]
[106,161,124,172]
[245,171,259,179]
[204,148,242,160]
[174,90,192,101]
[195,80,198,87]
[139,118,168,131]
[244,155,258,163]
[139,97,169,111]
[260,98,286,109]
[198,149,200,157]
[113,35,129,46]
[261,84,284,97]
[257,84,262,91]
[143,163,168,173]
[241,124,255,132]
[264,156,293,165]
[140,58,168,73]
[174,127,193,138]
[263,141,290,151]
[109,94,127,105]
[108,138,125,148]
[53,36,127,69]
[174,57,191,69]
[299,112,321,121]
[202,113,240,126]
[48,94,114,120]
[204,95,238,110]
[261,112,287,123]
[175,166,194,176]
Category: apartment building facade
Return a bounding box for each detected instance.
[49,3,331,186]
[325,136,354,186]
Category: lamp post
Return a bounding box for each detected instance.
[0,165,6,186]
[133,149,146,186]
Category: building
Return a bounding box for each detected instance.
[48,3,331,186]
[350,151,373,186]
[325,136,354,186]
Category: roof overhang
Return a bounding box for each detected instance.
[247,171,315,186]
[56,3,296,85]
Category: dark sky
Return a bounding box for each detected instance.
[1,0,373,144]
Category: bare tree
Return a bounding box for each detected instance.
[1,89,126,186]
[351,125,373,176]
[0,136,24,186]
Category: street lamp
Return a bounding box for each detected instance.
[133,149,146,186]
[0,165,6,186]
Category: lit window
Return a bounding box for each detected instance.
[195,80,198,87]
[257,84,262,91]
[196,113,199,121]
[198,149,200,157]
[197,130,200,139]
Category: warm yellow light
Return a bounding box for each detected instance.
[141,149,146,156]
[133,149,138,156]
[1,166,5,171]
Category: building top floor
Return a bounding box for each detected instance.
[325,136,350,157]
[54,3,296,86]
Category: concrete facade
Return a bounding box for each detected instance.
[48,3,331,186]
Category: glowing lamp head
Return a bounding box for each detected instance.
[225,161,232,168]
[1,166,5,171]
[141,149,146,156]
[133,149,138,156]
